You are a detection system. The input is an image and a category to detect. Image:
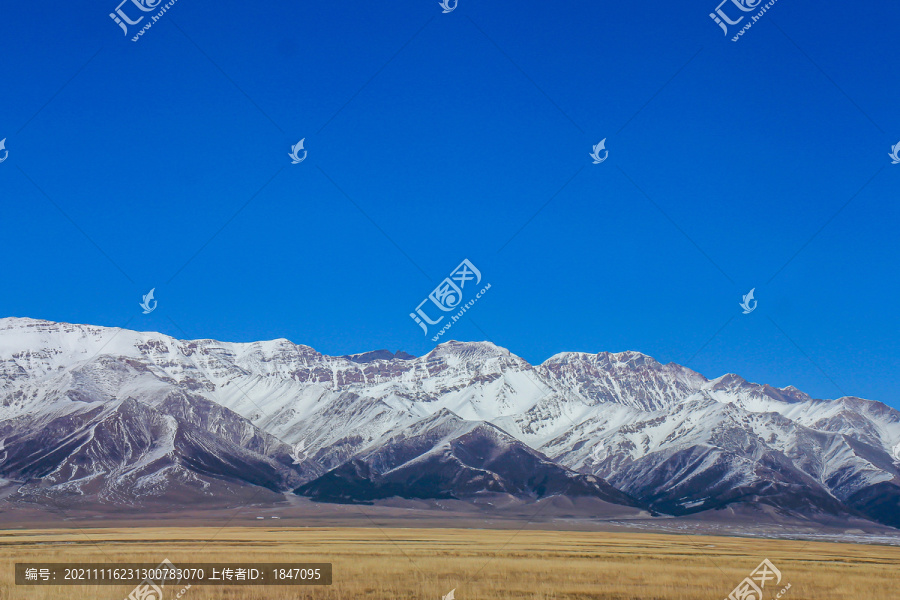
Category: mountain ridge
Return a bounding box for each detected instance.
[1,317,898,528]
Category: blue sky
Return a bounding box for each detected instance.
[0,0,898,407]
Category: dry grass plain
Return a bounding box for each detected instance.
[0,526,898,600]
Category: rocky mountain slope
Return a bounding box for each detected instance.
[0,317,897,527]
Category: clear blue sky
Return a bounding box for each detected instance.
[1,1,898,407]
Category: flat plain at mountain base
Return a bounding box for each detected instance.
[2,527,898,600]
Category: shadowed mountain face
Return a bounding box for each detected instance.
[0,318,898,528]
[295,409,644,509]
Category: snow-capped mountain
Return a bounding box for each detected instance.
[0,317,898,527]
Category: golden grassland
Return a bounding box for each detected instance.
[0,526,898,600]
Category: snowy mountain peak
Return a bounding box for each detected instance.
[425,340,517,363]
[704,373,813,405]
[543,349,655,366]
[1,317,899,529]
[342,350,416,364]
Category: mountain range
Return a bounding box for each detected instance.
[0,317,898,529]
